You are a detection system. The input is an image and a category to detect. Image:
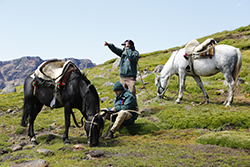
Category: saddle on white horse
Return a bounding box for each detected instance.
[185,38,217,58]
[184,38,217,72]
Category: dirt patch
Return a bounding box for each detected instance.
[186,144,248,156]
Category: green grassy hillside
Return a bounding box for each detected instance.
[1,24,250,166]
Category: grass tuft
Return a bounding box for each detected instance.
[196,131,250,149]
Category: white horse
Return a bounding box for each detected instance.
[155,45,242,107]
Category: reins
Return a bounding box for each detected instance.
[137,64,157,98]
[99,112,119,142]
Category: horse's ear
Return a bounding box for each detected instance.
[154,73,160,86]
[154,73,159,80]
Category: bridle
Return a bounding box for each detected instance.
[81,83,102,145]
[157,76,167,96]
[85,113,100,144]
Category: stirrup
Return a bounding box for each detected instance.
[185,65,191,72]
[50,97,61,108]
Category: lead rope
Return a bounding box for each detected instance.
[100,112,119,139]
[137,65,157,98]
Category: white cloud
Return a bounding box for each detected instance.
[236,3,242,7]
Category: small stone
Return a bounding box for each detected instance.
[0,149,8,156]
[73,144,85,151]
[87,150,105,158]
[10,159,48,167]
[100,97,109,103]
[185,106,192,110]
[58,146,70,151]
[11,144,22,151]
[23,144,35,150]
[103,82,114,87]
[1,154,12,162]
[50,122,57,129]
[7,109,13,113]
[36,149,54,156]
[202,81,211,85]
[191,102,197,106]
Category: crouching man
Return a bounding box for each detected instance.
[102,81,139,140]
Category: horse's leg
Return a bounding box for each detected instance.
[192,75,210,104]
[222,73,235,107]
[175,70,186,104]
[28,99,43,143]
[63,103,71,144]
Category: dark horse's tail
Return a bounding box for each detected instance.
[71,111,84,128]
[21,98,29,127]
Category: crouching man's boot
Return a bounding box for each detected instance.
[104,130,114,140]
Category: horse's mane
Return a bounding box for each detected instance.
[88,84,100,112]
[81,72,91,85]
[80,72,100,113]
[171,49,183,57]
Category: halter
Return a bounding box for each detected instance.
[157,76,167,96]
[85,113,99,144]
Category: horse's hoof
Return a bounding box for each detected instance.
[200,101,210,105]
[175,100,181,104]
[30,137,37,142]
[30,137,38,145]
[64,140,71,145]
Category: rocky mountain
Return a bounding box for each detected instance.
[0,56,96,89]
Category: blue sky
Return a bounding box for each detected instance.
[0,0,249,65]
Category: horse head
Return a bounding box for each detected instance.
[83,83,105,147]
[154,73,169,98]
[84,112,105,147]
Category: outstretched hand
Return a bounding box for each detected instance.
[104,41,109,46]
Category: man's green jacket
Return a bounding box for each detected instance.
[108,44,139,78]
[113,89,138,120]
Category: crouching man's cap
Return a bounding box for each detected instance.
[113,81,124,91]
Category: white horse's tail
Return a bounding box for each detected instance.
[233,48,242,88]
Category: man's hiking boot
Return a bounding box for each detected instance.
[104,130,114,140]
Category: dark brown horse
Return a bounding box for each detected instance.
[21,68,104,147]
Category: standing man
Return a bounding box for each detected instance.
[104,39,139,110]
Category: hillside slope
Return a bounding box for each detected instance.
[0,24,250,166]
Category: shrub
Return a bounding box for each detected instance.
[196,131,250,149]
[0,133,11,149]
[236,26,250,32]
[241,83,250,94]
[14,125,26,134]
[119,118,160,135]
